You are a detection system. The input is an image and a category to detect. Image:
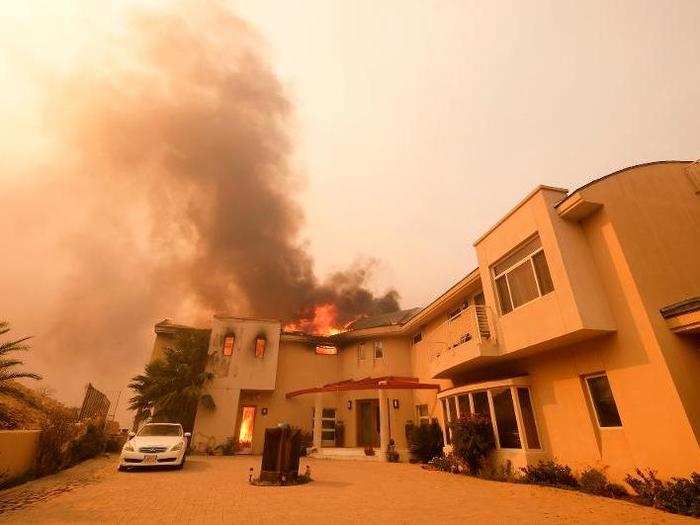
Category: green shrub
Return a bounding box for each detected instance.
[579,467,627,498]
[520,459,578,488]
[69,420,107,464]
[34,407,76,476]
[479,460,519,482]
[407,421,444,463]
[449,414,496,474]
[625,469,700,517]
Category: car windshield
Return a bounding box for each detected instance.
[137,424,182,437]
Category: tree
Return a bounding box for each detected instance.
[0,321,41,400]
[128,329,213,432]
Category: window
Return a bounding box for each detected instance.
[517,388,541,449]
[412,332,423,345]
[472,391,490,417]
[416,404,429,425]
[222,334,235,356]
[492,235,554,314]
[313,408,336,445]
[491,388,521,449]
[254,336,266,358]
[457,395,469,417]
[440,385,541,451]
[373,340,383,359]
[358,343,366,361]
[315,345,337,355]
[585,374,622,428]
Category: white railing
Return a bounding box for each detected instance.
[427,305,497,363]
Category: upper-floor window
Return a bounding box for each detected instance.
[222,334,235,356]
[254,336,266,358]
[315,345,337,355]
[584,373,622,428]
[412,332,423,345]
[492,235,554,315]
[358,343,366,361]
[373,340,384,359]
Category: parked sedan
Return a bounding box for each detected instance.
[119,423,190,470]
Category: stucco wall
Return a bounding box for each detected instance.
[0,430,39,482]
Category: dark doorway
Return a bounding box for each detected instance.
[356,399,380,447]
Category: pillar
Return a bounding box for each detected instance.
[378,389,390,459]
[313,392,323,450]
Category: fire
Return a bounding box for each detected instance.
[284,303,346,336]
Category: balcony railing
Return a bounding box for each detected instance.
[427,305,498,378]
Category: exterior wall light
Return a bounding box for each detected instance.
[261,408,268,416]
[392,399,400,410]
[347,400,352,410]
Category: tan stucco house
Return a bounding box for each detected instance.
[150,160,700,481]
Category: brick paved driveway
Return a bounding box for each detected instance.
[0,454,693,524]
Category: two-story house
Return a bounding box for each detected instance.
[150,160,700,481]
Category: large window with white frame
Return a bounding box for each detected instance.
[440,384,542,451]
[492,235,554,315]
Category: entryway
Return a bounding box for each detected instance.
[356,399,380,447]
[237,405,256,454]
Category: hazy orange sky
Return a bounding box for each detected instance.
[1,0,699,422]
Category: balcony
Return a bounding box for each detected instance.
[427,305,499,379]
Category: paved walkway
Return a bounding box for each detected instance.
[0,455,693,523]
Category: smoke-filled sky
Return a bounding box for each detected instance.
[2,0,699,424]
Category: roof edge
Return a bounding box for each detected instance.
[473,185,568,246]
[555,160,693,209]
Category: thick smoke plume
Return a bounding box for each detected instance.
[1,2,398,412]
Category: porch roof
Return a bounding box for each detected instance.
[285,376,441,399]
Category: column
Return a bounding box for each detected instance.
[313,392,323,450]
[378,389,390,460]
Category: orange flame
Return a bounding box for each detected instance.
[284,303,346,336]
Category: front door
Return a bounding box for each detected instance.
[356,399,380,447]
[237,405,256,454]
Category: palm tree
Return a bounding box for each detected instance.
[0,321,41,400]
[128,329,214,432]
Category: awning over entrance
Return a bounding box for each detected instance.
[285,376,440,399]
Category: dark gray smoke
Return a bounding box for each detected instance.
[3,1,398,412]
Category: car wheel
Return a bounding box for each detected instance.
[118,465,127,472]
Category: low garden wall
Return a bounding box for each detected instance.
[0,430,39,482]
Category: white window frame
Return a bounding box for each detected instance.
[440,383,543,452]
[492,237,552,315]
[584,373,623,429]
[319,407,336,445]
[373,340,384,360]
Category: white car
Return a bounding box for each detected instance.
[119,423,190,471]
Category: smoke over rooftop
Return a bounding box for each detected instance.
[2,1,398,409]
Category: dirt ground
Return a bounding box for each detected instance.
[0,454,694,524]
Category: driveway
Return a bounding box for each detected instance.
[0,455,693,523]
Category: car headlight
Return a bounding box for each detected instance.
[123,442,135,452]
[171,440,184,452]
